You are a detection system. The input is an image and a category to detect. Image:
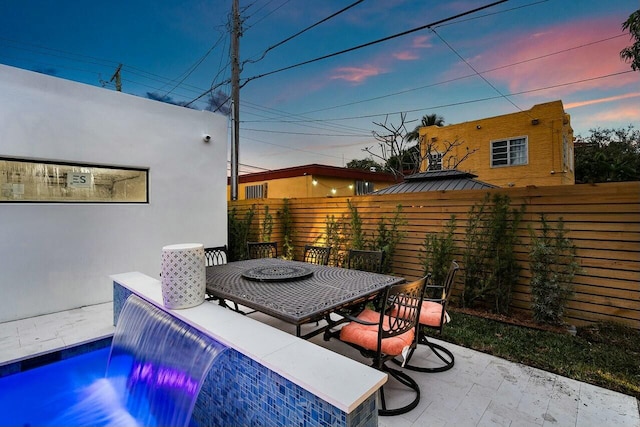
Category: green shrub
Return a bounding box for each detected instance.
[260,205,273,242]
[324,214,348,266]
[228,205,256,261]
[347,199,365,250]
[529,215,581,325]
[462,193,524,314]
[372,204,407,274]
[421,215,457,293]
[279,199,294,260]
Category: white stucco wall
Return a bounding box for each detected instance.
[0,64,228,322]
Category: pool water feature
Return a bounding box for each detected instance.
[0,295,225,426]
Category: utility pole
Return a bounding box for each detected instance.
[230,0,241,200]
[110,64,122,92]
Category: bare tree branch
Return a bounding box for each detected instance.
[364,113,477,178]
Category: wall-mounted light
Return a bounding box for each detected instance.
[312,179,318,186]
[476,125,481,129]
[348,184,353,190]
[202,134,212,143]
[531,118,539,125]
[331,188,337,195]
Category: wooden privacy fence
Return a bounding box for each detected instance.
[228,181,640,330]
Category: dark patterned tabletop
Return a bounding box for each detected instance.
[206,258,404,325]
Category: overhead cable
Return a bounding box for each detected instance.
[239,0,508,87]
[242,70,635,124]
[243,0,365,66]
[294,33,627,116]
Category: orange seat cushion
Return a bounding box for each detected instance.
[419,301,449,327]
[339,309,415,356]
[389,300,450,327]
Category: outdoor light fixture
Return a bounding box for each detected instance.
[312,179,318,186]
[202,134,212,143]
[331,188,337,194]
[476,125,482,129]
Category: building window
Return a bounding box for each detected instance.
[491,137,528,167]
[427,152,443,171]
[355,181,374,195]
[245,183,267,199]
[0,157,148,203]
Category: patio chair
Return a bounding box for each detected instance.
[204,245,245,313]
[302,245,331,266]
[394,261,459,373]
[325,276,428,416]
[204,245,228,267]
[246,241,278,259]
[347,249,384,273]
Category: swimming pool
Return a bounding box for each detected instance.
[0,346,118,426]
[0,295,224,427]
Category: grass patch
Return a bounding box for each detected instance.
[425,310,640,399]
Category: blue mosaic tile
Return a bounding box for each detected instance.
[112,282,132,326]
[0,362,19,378]
[60,337,112,359]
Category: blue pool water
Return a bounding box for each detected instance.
[0,347,128,426]
[0,296,225,427]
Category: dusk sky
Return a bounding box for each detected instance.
[1,0,639,174]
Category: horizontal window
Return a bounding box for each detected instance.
[0,157,148,203]
[355,181,374,195]
[491,137,528,167]
[245,183,267,199]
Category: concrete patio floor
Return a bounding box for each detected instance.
[0,302,638,427]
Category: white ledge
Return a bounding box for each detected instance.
[110,271,386,413]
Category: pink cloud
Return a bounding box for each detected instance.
[330,65,385,83]
[412,35,432,48]
[393,50,419,60]
[591,104,640,122]
[565,92,640,109]
[467,16,636,96]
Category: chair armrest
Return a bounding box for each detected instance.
[334,310,379,326]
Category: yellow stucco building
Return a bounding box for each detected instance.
[227,164,399,200]
[419,100,575,187]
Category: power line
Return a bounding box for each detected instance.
[161,31,228,97]
[432,27,524,113]
[241,99,371,133]
[242,70,634,124]
[243,0,365,66]
[186,0,367,105]
[242,127,369,137]
[241,134,346,161]
[243,0,292,30]
[434,0,549,28]
[239,0,508,87]
[295,33,627,116]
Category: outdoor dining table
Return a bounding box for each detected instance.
[205,258,405,339]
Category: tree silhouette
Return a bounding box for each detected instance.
[620,9,640,71]
[406,113,445,142]
[363,113,475,178]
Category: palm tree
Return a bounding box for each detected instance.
[406,113,445,142]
